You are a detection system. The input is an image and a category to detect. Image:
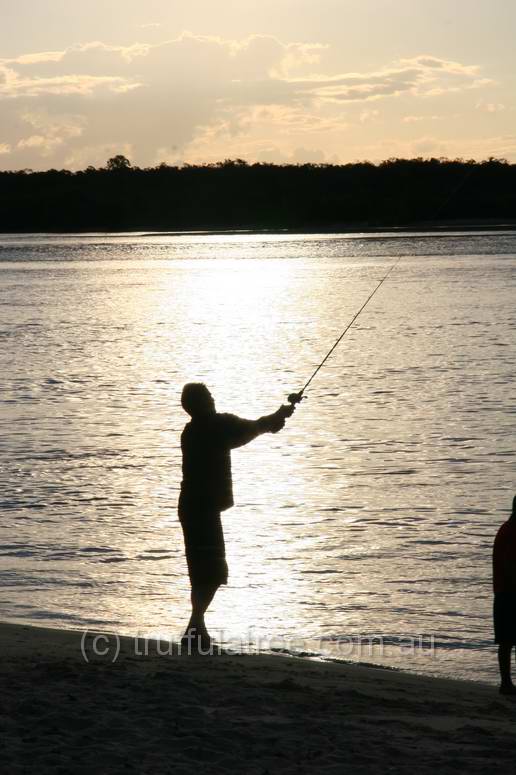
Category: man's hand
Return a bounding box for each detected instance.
[277,403,296,419]
[267,404,296,433]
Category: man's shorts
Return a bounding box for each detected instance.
[179,507,228,588]
[494,592,516,644]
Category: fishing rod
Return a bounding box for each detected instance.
[287,256,401,406]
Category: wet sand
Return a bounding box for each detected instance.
[0,622,513,773]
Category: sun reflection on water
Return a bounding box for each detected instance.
[1,232,515,683]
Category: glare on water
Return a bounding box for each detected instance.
[1,231,515,683]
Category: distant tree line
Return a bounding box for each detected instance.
[0,155,515,232]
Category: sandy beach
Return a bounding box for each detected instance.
[0,622,513,773]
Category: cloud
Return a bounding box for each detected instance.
[179,103,349,164]
[0,143,11,154]
[410,136,448,156]
[0,63,140,98]
[403,115,443,123]
[16,111,85,156]
[0,34,501,169]
[254,145,340,164]
[407,133,516,160]
[399,55,479,76]
[64,142,134,169]
[476,100,505,113]
[290,146,339,163]
[273,56,486,105]
[244,105,347,132]
[343,133,516,164]
[0,32,334,169]
[8,51,65,65]
[359,109,380,123]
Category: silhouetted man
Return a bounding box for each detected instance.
[493,495,516,694]
[179,383,295,651]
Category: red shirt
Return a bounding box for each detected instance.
[493,519,516,593]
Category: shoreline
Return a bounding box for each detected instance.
[1,220,516,238]
[1,621,513,773]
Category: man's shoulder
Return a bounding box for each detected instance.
[216,412,254,431]
[182,413,238,436]
[216,412,240,423]
[182,413,248,437]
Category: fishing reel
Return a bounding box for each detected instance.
[287,391,305,406]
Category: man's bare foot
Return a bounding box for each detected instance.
[499,683,516,695]
[180,628,216,654]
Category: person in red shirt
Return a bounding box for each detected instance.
[178,383,295,652]
[493,496,516,694]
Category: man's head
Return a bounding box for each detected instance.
[181,383,216,418]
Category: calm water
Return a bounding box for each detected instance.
[1,231,515,683]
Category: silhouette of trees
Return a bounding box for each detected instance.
[105,155,132,171]
[0,156,514,232]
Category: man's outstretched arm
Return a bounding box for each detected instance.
[222,405,295,449]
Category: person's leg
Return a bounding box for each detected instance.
[498,643,516,693]
[183,582,219,642]
[180,511,227,649]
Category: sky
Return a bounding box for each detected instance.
[0,0,515,170]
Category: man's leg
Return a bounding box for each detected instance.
[180,510,227,649]
[183,582,220,643]
[498,643,516,693]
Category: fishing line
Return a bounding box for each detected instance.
[281,158,485,407]
[429,162,478,223]
[286,162,480,406]
[287,256,401,406]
